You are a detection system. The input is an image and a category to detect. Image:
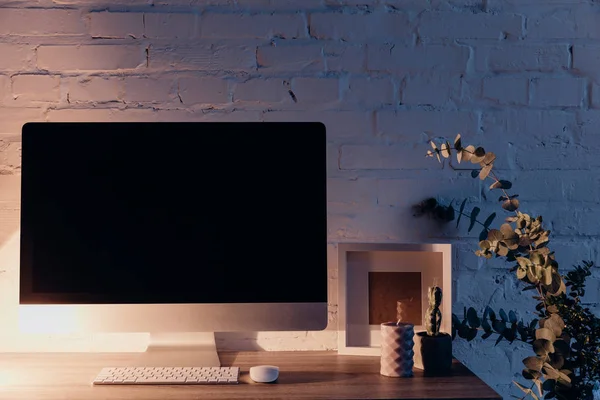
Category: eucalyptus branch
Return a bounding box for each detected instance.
[423,135,599,400]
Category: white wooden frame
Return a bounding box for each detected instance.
[337,243,452,356]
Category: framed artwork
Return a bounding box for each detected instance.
[337,243,452,356]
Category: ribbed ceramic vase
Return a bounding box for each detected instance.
[380,322,415,378]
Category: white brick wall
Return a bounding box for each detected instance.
[1,2,599,398]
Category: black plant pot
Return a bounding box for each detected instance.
[416,331,452,376]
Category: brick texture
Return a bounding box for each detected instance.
[0,3,599,399]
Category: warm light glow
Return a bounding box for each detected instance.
[0,369,19,386]
[19,305,80,334]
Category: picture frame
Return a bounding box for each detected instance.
[337,242,452,356]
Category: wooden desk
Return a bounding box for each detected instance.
[0,351,501,400]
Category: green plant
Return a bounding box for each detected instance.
[416,135,600,400]
[426,286,443,336]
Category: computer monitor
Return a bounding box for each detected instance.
[19,122,328,366]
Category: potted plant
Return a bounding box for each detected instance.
[415,285,452,376]
[415,134,600,400]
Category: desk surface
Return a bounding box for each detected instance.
[0,351,501,400]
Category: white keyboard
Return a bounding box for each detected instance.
[92,366,240,385]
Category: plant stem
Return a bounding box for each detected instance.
[471,327,530,344]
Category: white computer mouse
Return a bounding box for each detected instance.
[249,365,279,383]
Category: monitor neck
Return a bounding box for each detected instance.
[132,332,220,367]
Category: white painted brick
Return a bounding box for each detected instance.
[516,143,599,170]
[368,44,469,72]
[257,44,323,72]
[310,11,411,41]
[419,11,522,39]
[291,77,339,104]
[144,13,197,38]
[196,110,261,122]
[575,110,600,148]
[488,0,587,6]
[46,108,258,123]
[0,141,21,171]
[0,108,45,134]
[0,44,35,71]
[0,76,9,103]
[324,44,365,73]
[592,83,600,109]
[484,171,600,227]
[480,110,576,144]
[12,75,60,103]
[178,77,229,105]
[327,178,378,210]
[401,73,462,106]
[476,45,569,72]
[573,45,600,78]
[123,77,176,103]
[340,144,433,170]
[89,12,144,39]
[482,76,528,105]
[527,5,600,39]
[0,9,84,35]
[328,207,420,242]
[234,78,286,103]
[200,13,305,38]
[151,44,256,71]
[376,110,478,141]
[46,108,156,122]
[67,77,121,103]
[37,45,145,71]
[377,177,478,208]
[544,204,600,237]
[530,77,585,108]
[344,76,394,107]
[262,110,372,141]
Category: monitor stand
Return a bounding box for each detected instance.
[132,332,221,367]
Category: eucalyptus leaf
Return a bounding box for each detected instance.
[467,307,481,328]
[533,339,554,356]
[482,317,492,333]
[483,212,496,229]
[536,327,556,342]
[495,334,503,346]
[468,207,480,232]
[523,356,544,370]
[493,319,506,334]
[480,163,493,180]
[490,180,513,190]
[486,306,496,321]
[441,142,450,158]
[481,331,493,339]
[462,145,475,162]
[502,198,520,212]
[454,133,462,151]
[456,198,467,228]
[466,327,478,341]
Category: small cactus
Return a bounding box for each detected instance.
[425,286,443,336]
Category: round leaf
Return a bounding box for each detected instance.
[490,180,513,190]
[487,229,503,242]
[480,164,493,180]
[502,198,520,212]
[462,145,475,162]
[535,327,556,342]
[467,307,481,328]
[523,356,543,371]
[533,339,554,356]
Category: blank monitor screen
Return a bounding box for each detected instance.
[20,122,327,305]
